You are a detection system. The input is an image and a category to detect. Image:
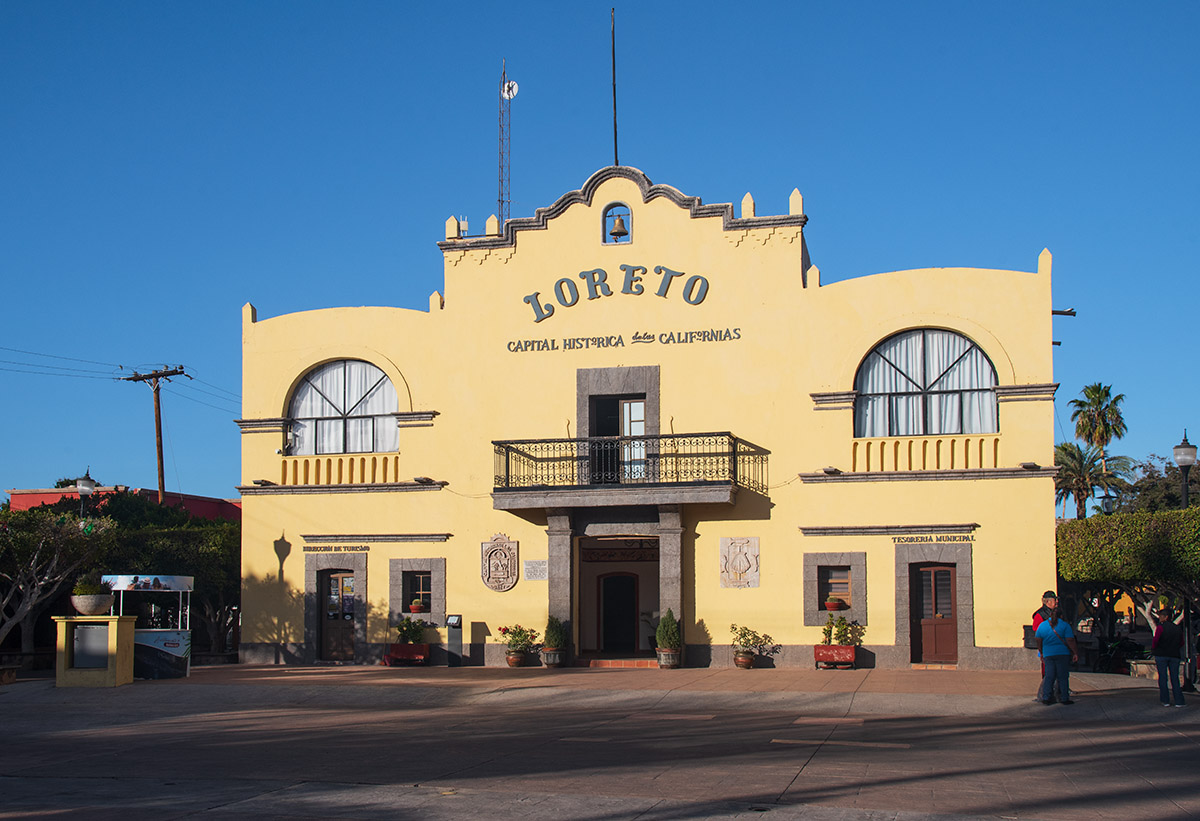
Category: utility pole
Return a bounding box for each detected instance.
[122,366,186,503]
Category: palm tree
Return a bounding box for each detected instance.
[1054,442,1132,519]
[1068,383,1127,472]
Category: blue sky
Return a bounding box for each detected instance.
[3,2,1197,506]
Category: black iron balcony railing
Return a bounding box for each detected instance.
[492,432,768,494]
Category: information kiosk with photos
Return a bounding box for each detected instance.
[103,574,193,679]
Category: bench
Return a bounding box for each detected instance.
[0,665,20,686]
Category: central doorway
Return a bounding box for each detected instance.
[578,537,659,654]
[599,574,638,652]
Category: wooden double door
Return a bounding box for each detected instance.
[910,563,957,663]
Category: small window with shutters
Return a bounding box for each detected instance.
[818,565,852,606]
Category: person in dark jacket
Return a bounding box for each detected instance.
[1153,608,1186,707]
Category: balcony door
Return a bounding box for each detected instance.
[589,395,645,484]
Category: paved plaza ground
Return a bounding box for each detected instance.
[1,664,1197,820]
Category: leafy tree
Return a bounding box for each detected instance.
[1069,383,1127,473]
[0,510,116,649]
[1113,455,1199,513]
[1055,442,1131,519]
[24,490,239,652]
[1057,507,1200,637]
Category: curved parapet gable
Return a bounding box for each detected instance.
[437,165,809,253]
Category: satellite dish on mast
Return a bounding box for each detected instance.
[501,79,518,100]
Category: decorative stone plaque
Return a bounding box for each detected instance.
[482,533,519,591]
[720,537,760,588]
[523,560,548,581]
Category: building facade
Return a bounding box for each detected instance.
[238,166,1056,669]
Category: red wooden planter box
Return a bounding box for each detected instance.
[382,643,429,666]
[814,645,857,669]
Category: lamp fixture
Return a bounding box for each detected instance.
[413,476,436,485]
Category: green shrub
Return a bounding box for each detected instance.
[72,570,113,596]
[544,615,568,648]
[655,608,681,649]
[395,617,427,643]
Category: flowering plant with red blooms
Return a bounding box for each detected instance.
[497,624,539,652]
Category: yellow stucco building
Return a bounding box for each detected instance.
[238,166,1056,669]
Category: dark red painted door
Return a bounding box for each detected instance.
[912,564,957,663]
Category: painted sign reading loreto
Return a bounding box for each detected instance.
[522,265,709,323]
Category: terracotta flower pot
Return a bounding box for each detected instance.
[814,644,857,669]
[733,650,755,669]
[505,649,527,668]
[824,600,845,611]
[409,604,428,613]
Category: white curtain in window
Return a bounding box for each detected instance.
[288,360,400,455]
[855,329,997,437]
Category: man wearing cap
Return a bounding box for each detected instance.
[1032,591,1059,702]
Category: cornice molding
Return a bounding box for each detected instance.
[235,418,287,433]
[237,482,448,496]
[800,523,980,536]
[301,533,452,543]
[995,383,1059,403]
[810,390,857,411]
[394,411,440,428]
[438,166,807,253]
[798,467,1058,483]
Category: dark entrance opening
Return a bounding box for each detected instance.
[320,569,355,661]
[910,563,957,663]
[600,573,638,652]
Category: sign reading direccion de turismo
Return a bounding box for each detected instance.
[510,262,740,353]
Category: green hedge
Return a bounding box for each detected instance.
[1057,506,1200,583]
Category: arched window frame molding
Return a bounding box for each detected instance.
[286,359,400,455]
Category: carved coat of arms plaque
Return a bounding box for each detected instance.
[720,537,760,588]
[482,533,519,591]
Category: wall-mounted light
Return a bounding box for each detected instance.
[413,476,435,485]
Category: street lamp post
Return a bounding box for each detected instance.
[1175,432,1197,509]
[1099,491,1117,515]
[1173,433,1197,693]
[74,469,95,516]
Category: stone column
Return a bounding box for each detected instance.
[546,508,574,651]
[658,504,684,640]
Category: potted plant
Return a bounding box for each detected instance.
[497,624,539,667]
[382,617,430,666]
[409,597,429,613]
[541,615,569,668]
[655,608,682,668]
[824,594,846,611]
[814,614,865,669]
[729,624,780,669]
[70,571,114,616]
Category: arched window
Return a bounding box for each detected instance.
[602,203,631,244]
[288,360,399,454]
[854,329,998,437]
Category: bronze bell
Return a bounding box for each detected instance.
[609,214,629,239]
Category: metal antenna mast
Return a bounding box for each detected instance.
[611,8,619,167]
[498,61,518,227]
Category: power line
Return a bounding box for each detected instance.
[162,386,239,414]
[0,344,124,369]
[172,381,241,406]
[0,358,115,376]
[189,375,240,400]
[0,366,117,380]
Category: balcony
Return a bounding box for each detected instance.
[492,432,767,510]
